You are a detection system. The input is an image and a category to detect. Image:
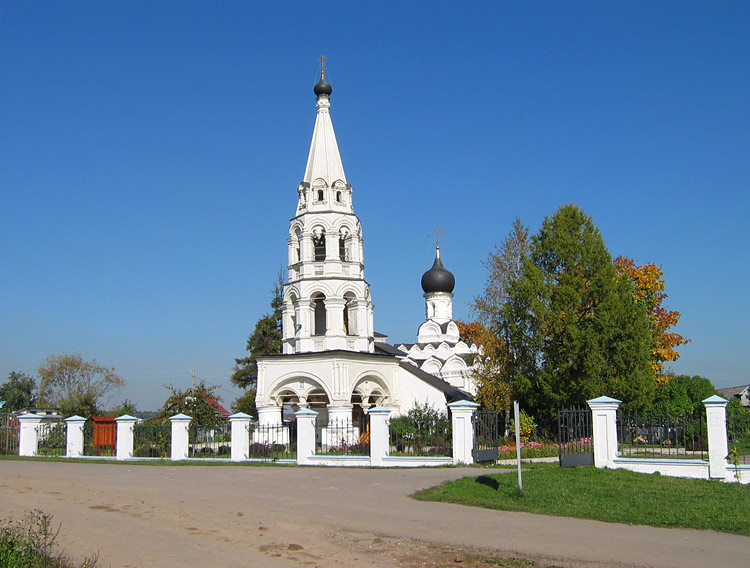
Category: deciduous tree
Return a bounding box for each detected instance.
[38,354,124,418]
[614,257,690,380]
[158,380,225,426]
[0,371,37,412]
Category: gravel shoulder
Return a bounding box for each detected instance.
[1,460,746,567]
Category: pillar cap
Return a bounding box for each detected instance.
[64,415,87,422]
[228,412,253,419]
[169,413,192,421]
[368,406,391,414]
[18,413,43,420]
[702,395,728,405]
[587,396,621,404]
[295,408,319,416]
[447,400,480,409]
[115,414,139,422]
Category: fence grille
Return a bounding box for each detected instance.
[316,417,370,456]
[248,421,297,459]
[558,407,593,467]
[0,414,19,455]
[727,409,750,465]
[133,420,171,458]
[473,410,500,462]
[618,412,707,460]
[388,413,452,457]
[36,421,66,456]
[190,421,231,458]
[83,420,117,456]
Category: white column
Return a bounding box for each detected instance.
[587,396,621,469]
[115,415,137,460]
[368,406,391,466]
[295,408,318,465]
[229,412,253,462]
[18,413,42,457]
[257,405,282,426]
[170,413,191,461]
[65,415,86,458]
[703,395,729,480]
[448,400,480,465]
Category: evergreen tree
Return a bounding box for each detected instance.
[506,204,654,417]
[231,272,284,389]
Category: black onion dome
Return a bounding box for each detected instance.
[314,77,332,97]
[421,248,455,293]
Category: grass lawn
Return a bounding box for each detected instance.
[413,466,750,536]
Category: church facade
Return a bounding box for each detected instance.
[255,68,477,427]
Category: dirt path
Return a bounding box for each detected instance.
[0,460,746,567]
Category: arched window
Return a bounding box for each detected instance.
[339,228,350,261]
[313,228,326,261]
[317,189,324,202]
[344,292,356,335]
[312,293,326,336]
[336,191,342,202]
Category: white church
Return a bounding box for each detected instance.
[255,66,479,428]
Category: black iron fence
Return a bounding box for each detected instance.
[388,413,452,457]
[133,420,171,458]
[618,412,707,460]
[190,421,231,458]
[83,420,117,456]
[558,407,593,467]
[727,409,750,465]
[0,413,19,455]
[316,417,370,456]
[473,410,500,462]
[36,421,66,456]
[248,421,297,459]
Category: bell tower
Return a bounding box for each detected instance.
[282,59,374,354]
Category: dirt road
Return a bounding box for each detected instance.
[0,460,746,567]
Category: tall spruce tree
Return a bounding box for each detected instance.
[231,272,284,389]
[505,204,654,417]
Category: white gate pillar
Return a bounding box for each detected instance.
[587,396,621,469]
[448,400,480,465]
[18,413,43,457]
[368,406,391,466]
[229,412,253,462]
[703,395,729,480]
[65,415,86,458]
[115,415,138,460]
[295,408,318,465]
[170,413,191,460]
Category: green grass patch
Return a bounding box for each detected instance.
[413,467,750,535]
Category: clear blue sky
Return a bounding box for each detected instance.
[2,1,748,410]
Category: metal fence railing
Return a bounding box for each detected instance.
[388,413,452,457]
[727,410,750,465]
[36,421,66,456]
[316,417,370,456]
[618,412,707,460]
[190,421,231,458]
[558,407,593,467]
[133,420,171,458]
[1,414,19,455]
[248,421,297,460]
[83,420,117,456]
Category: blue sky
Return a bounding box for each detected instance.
[2,1,748,410]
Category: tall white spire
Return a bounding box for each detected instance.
[302,91,347,187]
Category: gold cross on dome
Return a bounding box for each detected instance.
[318,54,327,78]
[428,225,447,247]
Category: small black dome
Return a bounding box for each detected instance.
[421,248,455,293]
[314,77,332,97]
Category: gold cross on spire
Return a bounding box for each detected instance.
[318,54,327,79]
[428,225,447,247]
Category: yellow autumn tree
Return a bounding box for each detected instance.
[614,257,690,380]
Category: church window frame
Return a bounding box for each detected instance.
[312,292,327,336]
[312,227,326,261]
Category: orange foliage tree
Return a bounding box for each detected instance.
[614,257,690,380]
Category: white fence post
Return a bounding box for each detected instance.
[65,415,86,458]
[448,400,480,465]
[18,413,42,456]
[703,395,729,480]
[229,412,253,462]
[170,414,191,460]
[587,396,621,469]
[295,408,318,465]
[115,415,137,460]
[368,406,391,466]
